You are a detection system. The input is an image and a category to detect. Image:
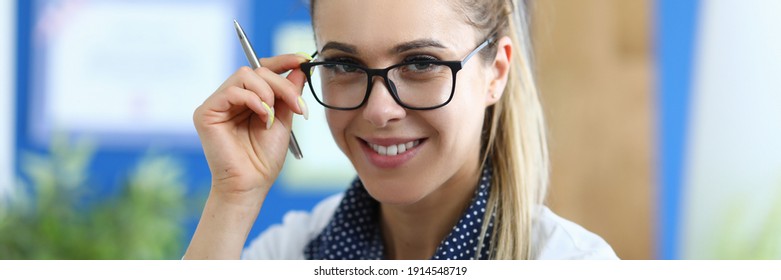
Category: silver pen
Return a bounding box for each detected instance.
[233,19,303,160]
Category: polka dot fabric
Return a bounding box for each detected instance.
[304,163,495,260]
[432,164,494,260]
[304,180,385,260]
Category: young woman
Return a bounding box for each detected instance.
[184,0,617,260]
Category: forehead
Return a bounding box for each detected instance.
[312,0,477,51]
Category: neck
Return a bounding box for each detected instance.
[379,164,480,260]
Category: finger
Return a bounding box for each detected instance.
[255,67,307,117]
[232,66,276,109]
[286,68,307,91]
[286,68,309,120]
[272,96,295,131]
[199,86,274,129]
[258,53,312,74]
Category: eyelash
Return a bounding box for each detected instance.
[322,57,360,64]
[403,55,439,63]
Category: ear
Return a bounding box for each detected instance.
[485,36,512,106]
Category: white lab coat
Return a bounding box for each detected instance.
[241,194,619,260]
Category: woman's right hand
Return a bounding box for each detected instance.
[193,53,310,204]
[185,53,311,259]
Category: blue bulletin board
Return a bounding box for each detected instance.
[14,0,344,252]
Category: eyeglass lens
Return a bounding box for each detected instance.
[308,62,454,109]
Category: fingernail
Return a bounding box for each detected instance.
[295,52,314,61]
[262,102,274,130]
[298,96,309,120]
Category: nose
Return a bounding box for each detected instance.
[362,77,406,128]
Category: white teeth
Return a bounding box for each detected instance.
[377,145,387,155]
[387,145,398,156]
[369,140,421,156]
[397,143,407,153]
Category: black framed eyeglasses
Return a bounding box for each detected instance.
[300,37,494,110]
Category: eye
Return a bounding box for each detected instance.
[402,56,439,72]
[322,58,362,73]
[327,64,358,73]
[409,62,432,71]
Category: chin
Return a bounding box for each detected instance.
[359,176,432,206]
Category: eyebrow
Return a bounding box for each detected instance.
[392,39,447,53]
[320,41,358,54]
[319,39,447,56]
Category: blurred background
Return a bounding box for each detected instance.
[1,0,779,259]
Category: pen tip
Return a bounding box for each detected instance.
[233,20,244,39]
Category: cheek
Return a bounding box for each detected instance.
[325,110,353,153]
[453,74,489,122]
[436,105,484,143]
[427,101,485,146]
[436,74,489,145]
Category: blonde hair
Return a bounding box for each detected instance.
[309,0,549,260]
[457,0,550,259]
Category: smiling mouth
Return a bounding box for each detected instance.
[364,139,423,156]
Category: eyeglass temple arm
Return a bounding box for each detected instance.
[461,37,495,66]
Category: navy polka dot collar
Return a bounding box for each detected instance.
[304,164,495,260]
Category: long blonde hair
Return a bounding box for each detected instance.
[456,0,550,259]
